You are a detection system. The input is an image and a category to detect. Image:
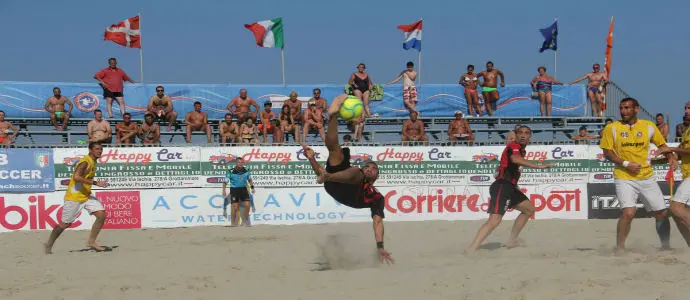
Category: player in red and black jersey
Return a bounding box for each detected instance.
[302,94,394,264]
[465,126,555,253]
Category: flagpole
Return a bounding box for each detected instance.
[554,17,558,80]
[281,48,286,85]
[418,18,422,88]
[139,12,144,83]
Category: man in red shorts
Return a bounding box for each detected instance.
[465,126,555,253]
[301,94,394,264]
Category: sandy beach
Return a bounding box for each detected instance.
[2,219,690,300]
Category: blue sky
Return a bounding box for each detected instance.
[1,0,688,126]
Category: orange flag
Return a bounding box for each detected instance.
[602,16,614,110]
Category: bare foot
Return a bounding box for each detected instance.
[503,241,520,249]
[87,244,106,252]
[167,124,172,132]
[44,243,53,255]
[327,94,349,116]
[463,248,476,254]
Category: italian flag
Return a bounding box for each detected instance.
[244,18,284,48]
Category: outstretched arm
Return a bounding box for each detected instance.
[373,215,394,264]
[569,74,589,85]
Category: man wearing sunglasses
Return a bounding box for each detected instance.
[569,63,608,117]
[146,86,178,131]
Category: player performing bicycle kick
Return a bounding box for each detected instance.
[301,94,394,264]
[465,126,555,253]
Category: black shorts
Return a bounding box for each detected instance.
[229,187,251,203]
[323,148,385,218]
[103,88,123,99]
[487,180,528,215]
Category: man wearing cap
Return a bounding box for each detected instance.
[448,111,474,145]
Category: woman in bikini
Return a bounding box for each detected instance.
[278,104,299,144]
[459,65,481,117]
[239,117,258,145]
[348,63,374,117]
[530,66,563,116]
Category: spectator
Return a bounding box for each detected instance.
[677,116,690,141]
[239,117,259,144]
[278,104,299,143]
[139,113,160,144]
[572,126,597,144]
[459,64,481,117]
[348,63,373,117]
[219,113,239,144]
[569,63,607,117]
[303,103,326,143]
[0,111,18,145]
[386,61,418,114]
[115,113,138,144]
[506,124,520,144]
[227,89,259,123]
[184,101,211,143]
[477,61,505,116]
[221,157,255,227]
[347,114,366,143]
[600,118,614,137]
[87,109,112,143]
[530,66,563,117]
[448,111,474,144]
[308,88,328,118]
[147,86,178,132]
[44,87,73,131]
[402,111,428,145]
[285,91,304,124]
[343,134,353,145]
[656,113,669,141]
[94,57,135,118]
[259,102,279,144]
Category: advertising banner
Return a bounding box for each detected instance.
[53,147,201,190]
[587,182,675,219]
[0,191,141,232]
[0,148,55,192]
[586,143,682,184]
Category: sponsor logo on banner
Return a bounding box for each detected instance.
[470,175,492,183]
[587,183,674,219]
[140,188,363,227]
[74,92,100,112]
[53,147,201,190]
[0,148,55,192]
[0,193,90,232]
[95,191,142,229]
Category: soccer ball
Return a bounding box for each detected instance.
[339,96,364,120]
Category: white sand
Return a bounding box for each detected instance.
[2,219,690,300]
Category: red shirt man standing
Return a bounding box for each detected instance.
[94,57,135,118]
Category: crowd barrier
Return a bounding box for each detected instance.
[0,144,682,232]
[0,81,587,119]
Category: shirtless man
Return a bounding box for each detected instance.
[308,88,328,118]
[0,111,19,145]
[656,113,670,140]
[387,61,419,114]
[678,116,690,141]
[44,87,73,131]
[505,125,520,144]
[285,91,304,123]
[115,113,139,144]
[219,113,238,144]
[402,111,428,145]
[477,61,505,116]
[147,86,178,131]
[459,65,481,117]
[87,110,112,143]
[303,103,327,143]
[569,63,608,117]
[259,102,279,144]
[185,101,212,143]
[138,113,160,144]
[227,89,259,123]
[572,126,597,144]
[448,111,474,144]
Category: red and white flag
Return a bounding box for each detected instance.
[104,16,141,48]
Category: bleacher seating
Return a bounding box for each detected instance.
[3,116,606,146]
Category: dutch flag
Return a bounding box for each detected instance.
[397,20,422,51]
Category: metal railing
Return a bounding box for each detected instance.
[603,81,654,120]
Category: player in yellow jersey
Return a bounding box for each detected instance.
[600,98,678,251]
[660,101,690,246]
[44,142,110,254]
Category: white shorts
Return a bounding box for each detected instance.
[672,178,690,205]
[62,196,105,224]
[615,178,666,212]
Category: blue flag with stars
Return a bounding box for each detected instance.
[539,20,558,53]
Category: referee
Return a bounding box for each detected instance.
[222,157,255,227]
